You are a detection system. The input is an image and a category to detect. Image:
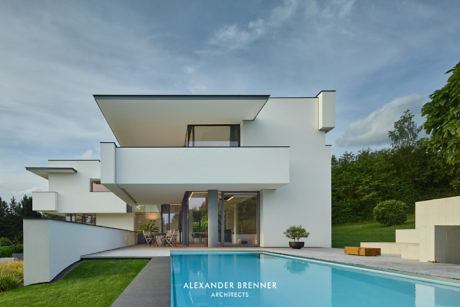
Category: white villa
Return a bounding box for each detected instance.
[24,92,335,284]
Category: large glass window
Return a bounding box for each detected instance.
[219,192,258,246]
[187,125,240,147]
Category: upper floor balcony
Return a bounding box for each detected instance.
[32,191,58,212]
[100,143,290,205]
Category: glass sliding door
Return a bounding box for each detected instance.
[220,192,259,247]
[188,192,208,246]
[183,191,259,247]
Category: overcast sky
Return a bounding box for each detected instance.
[1,0,459,200]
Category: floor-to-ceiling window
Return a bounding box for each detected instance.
[188,192,208,246]
[186,125,240,147]
[219,192,259,247]
[184,191,259,247]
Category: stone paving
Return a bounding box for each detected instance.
[111,257,170,307]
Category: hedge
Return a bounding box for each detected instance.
[0,245,22,258]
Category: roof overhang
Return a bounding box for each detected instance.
[26,167,77,179]
[94,95,270,146]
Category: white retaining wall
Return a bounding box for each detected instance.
[24,219,136,285]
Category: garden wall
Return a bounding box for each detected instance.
[23,219,136,285]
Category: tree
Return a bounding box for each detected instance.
[373,200,409,226]
[422,62,460,187]
[332,107,457,224]
[0,195,41,242]
[0,197,10,240]
[388,109,420,149]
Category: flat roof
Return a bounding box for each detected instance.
[26,167,77,179]
[94,95,270,146]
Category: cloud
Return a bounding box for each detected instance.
[12,186,42,198]
[207,0,356,53]
[80,149,94,159]
[336,94,424,147]
[208,0,301,52]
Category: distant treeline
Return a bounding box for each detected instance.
[0,196,41,242]
[332,62,460,224]
[332,110,458,224]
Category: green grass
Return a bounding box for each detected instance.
[0,259,148,307]
[332,215,415,248]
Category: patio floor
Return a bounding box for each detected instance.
[82,245,460,281]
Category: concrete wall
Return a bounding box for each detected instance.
[47,160,127,213]
[24,219,136,285]
[416,196,460,262]
[242,97,332,247]
[362,196,460,263]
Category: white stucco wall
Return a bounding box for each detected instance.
[47,160,127,213]
[96,213,135,231]
[32,191,58,211]
[242,97,332,247]
[24,219,136,285]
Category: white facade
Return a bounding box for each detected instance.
[28,160,132,230]
[242,97,332,247]
[26,92,335,281]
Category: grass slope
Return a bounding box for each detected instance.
[0,259,148,307]
[332,215,415,248]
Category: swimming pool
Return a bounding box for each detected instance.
[170,251,460,306]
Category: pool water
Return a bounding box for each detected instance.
[170,251,460,307]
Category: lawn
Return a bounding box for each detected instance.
[332,215,415,248]
[0,259,148,307]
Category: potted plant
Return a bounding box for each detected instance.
[284,225,309,249]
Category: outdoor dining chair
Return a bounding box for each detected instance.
[143,230,153,245]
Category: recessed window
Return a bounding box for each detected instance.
[65,214,96,225]
[90,179,110,192]
[187,125,240,147]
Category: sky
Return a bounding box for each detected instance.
[0,0,459,200]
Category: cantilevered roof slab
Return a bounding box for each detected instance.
[94,95,269,146]
[26,167,77,179]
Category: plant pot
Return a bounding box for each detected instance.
[289,242,304,249]
[137,233,146,244]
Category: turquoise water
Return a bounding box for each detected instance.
[170,251,460,307]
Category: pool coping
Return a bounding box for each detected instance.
[169,250,460,287]
[261,251,460,287]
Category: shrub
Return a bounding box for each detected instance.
[0,237,13,247]
[0,260,24,292]
[284,225,310,241]
[373,200,409,226]
[14,244,23,253]
[0,246,15,258]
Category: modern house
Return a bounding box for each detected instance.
[24,92,335,284]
